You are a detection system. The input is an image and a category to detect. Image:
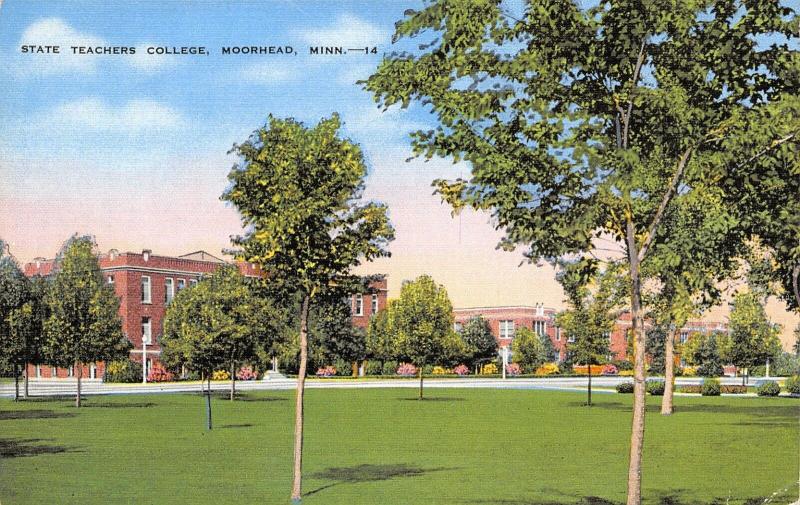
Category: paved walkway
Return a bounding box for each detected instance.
[0,376,789,399]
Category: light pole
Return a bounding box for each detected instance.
[502,346,508,380]
[141,334,151,384]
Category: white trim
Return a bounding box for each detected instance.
[354,294,364,316]
[101,265,209,277]
[165,277,175,304]
[371,294,378,314]
[141,275,152,304]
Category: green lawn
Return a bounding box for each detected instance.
[0,389,797,505]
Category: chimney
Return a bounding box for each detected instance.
[142,249,151,262]
[108,248,119,261]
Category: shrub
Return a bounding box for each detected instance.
[757,380,780,397]
[619,370,634,377]
[431,366,450,375]
[212,370,230,381]
[682,366,697,377]
[601,364,618,376]
[481,363,498,375]
[422,364,434,375]
[315,366,336,377]
[701,378,721,396]
[616,382,634,393]
[646,380,665,396]
[505,363,521,376]
[382,360,399,376]
[612,360,633,371]
[396,363,417,376]
[683,384,746,394]
[103,360,143,383]
[534,362,559,376]
[365,361,384,376]
[573,364,605,375]
[453,364,469,376]
[679,385,701,394]
[147,365,174,382]
[785,376,800,395]
[236,366,258,381]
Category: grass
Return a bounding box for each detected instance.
[0,389,797,505]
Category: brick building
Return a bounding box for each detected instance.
[23,248,387,380]
[454,305,728,364]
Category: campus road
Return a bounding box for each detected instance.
[0,375,784,399]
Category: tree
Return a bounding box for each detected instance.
[391,275,453,399]
[793,324,800,357]
[0,240,33,401]
[222,114,394,503]
[556,262,624,406]
[366,303,397,371]
[43,236,130,407]
[459,316,498,371]
[309,293,366,375]
[728,292,782,385]
[538,331,557,363]
[366,3,797,501]
[510,327,546,373]
[7,276,48,399]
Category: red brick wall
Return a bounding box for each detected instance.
[454,306,563,358]
[350,277,389,329]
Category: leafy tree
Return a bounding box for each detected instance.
[511,327,546,373]
[556,262,624,406]
[222,114,394,502]
[366,3,797,500]
[309,294,366,375]
[366,303,397,371]
[440,330,471,368]
[43,236,130,407]
[391,275,453,399]
[0,240,33,400]
[728,292,782,385]
[459,316,498,370]
[7,276,48,399]
[646,325,667,376]
[695,334,724,378]
[538,331,557,363]
[793,323,800,357]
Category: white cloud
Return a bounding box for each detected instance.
[37,98,186,132]
[17,18,106,75]
[340,103,428,148]
[236,62,298,84]
[296,14,389,48]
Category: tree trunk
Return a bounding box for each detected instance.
[14,364,19,402]
[351,362,358,377]
[587,362,592,407]
[23,363,29,399]
[291,295,310,503]
[230,360,236,401]
[661,326,678,415]
[418,367,424,400]
[626,222,647,505]
[205,377,212,430]
[75,361,82,408]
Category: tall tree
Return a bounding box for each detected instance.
[556,261,625,406]
[366,303,397,372]
[510,327,547,373]
[42,236,130,407]
[309,293,366,375]
[366,3,797,501]
[727,291,782,385]
[222,114,394,503]
[391,275,453,399]
[7,276,48,399]
[459,315,498,371]
[0,240,32,401]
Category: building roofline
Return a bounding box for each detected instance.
[454,305,557,312]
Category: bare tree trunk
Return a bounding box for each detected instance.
[626,221,647,505]
[14,364,19,401]
[587,362,592,406]
[23,363,29,399]
[206,377,212,430]
[230,359,236,401]
[418,366,424,400]
[661,326,678,415]
[351,362,358,377]
[75,361,82,408]
[291,295,310,503]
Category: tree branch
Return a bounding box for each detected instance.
[638,146,694,263]
[623,39,647,149]
[732,130,799,171]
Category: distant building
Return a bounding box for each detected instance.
[23,248,387,379]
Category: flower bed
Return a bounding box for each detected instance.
[315,366,336,377]
[147,365,174,382]
[534,362,559,376]
[396,363,418,376]
[236,366,258,381]
[453,364,470,376]
[505,363,521,376]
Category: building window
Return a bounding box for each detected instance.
[603,331,611,342]
[67,365,74,377]
[189,279,198,287]
[107,275,114,285]
[567,334,575,343]
[353,294,364,316]
[534,320,546,336]
[454,322,463,333]
[141,276,151,304]
[35,365,41,378]
[679,331,689,344]
[371,294,378,314]
[52,366,58,377]
[499,320,515,339]
[90,364,97,379]
[177,279,186,291]
[165,278,174,304]
[555,327,561,341]
[142,317,152,344]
